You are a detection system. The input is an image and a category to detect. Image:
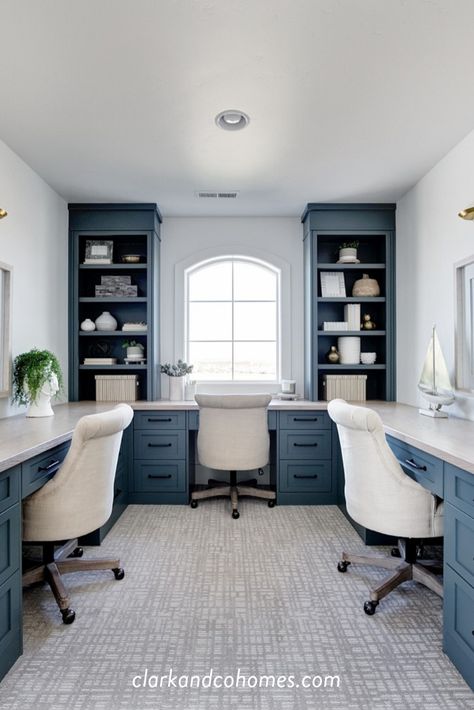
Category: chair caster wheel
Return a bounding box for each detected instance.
[337,561,350,573]
[71,547,84,558]
[190,500,198,509]
[390,547,401,558]
[232,510,240,519]
[268,500,276,508]
[113,568,125,580]
[61,608,76,624]
[363,600,378,615]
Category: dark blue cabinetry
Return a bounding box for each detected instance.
[302,204,396,402]
[68,203,162,402]
[0,465,21,682]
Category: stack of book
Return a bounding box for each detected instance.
[344,304,361,331]
[95,275,138,297]
[122,322,147,332]
[323,322,348,331]
[83,357,117,365]
[322,374,367,401]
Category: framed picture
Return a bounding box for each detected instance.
[84,240,113,263]
[320,271,346,297]
[0,262,12,398]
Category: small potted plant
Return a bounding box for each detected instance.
[338,241,360,263]
[122,340,145,361]
[12,348,63,417]
[160,360,194,401]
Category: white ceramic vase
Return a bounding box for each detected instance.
[80,318,96,332]
[95,311,118,331]
[169,376,185,401]
[26,373,59,418]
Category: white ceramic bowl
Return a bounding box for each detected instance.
[360,352,376,365]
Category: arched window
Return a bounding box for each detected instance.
[185,256,280,381]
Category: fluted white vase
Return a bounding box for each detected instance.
[169,376,185,401]
[95,311,117,331]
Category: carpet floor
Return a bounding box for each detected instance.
[0,503,473,710]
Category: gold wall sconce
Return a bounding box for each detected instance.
[458,206,474,220]
[0,208,7,219]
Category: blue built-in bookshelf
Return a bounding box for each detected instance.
[68,203,162,401]
[301,204,396,402]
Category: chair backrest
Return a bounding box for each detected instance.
[327,399,439,538]
[195,393,272,471]
[23,404,134,541]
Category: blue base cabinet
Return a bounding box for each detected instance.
[0,466,21,682]
[443,464,474,691]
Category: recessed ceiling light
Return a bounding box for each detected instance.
[215,110,250,131]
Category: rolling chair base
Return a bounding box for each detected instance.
[22,538,124,623]
[337,538,443,614]
[191,470,276,518]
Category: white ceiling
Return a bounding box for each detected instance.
[1,0,474,217]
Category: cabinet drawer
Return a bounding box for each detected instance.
[0,505,20,589]
[133,461,186,492]
[279,430,331,460]
[444,565,474,689]
[279,460,332,492]
[134,411,186,430]
[22,443,70,498]
[0,466,20,516]
[279,411,330,430]
[387,436,443,497]
[446,503,474,588]
[445,464,474,518]
[134,430,186,460]
[0,570,21,665]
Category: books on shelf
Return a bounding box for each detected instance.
[83,258,112,264]
[323,374,367,402]
[323,322,348,331]
[122,322,147,332]
[320,271,346,297]
[83,358,117,365]
[344,304,361,331]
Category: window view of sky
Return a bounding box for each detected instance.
[187,259,279,381]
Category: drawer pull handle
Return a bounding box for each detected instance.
[148,443,172,448]
[293,442,318,447]
[404,458,427,472]
[38,459,61,472]
[293,417,318,422]
[147,417,173,422]
[148,474,172,479]
[294,474,318,479]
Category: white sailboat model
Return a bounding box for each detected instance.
[418,326,455,418]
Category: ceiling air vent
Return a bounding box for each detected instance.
[195,191,239,199]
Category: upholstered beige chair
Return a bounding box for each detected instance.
[328,399,443,614]
[190,393,276,519]
[22,404,134,624]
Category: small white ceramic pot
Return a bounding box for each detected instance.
[81,318,96,332]
[360,352,377,365]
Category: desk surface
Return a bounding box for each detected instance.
[0,399,473,476]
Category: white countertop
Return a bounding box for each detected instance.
[0,399,473,476]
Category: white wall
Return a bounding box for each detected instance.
[0,139,68,417]
[160,217,303,397]
[396,127,474,420]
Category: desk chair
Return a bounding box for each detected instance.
[190,393,276,519]
[22,404,133,624]
[328,399,443,614]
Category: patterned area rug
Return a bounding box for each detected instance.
[1,503,473,710]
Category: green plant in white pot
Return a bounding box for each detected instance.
[160,360,193,401]
[122,340,145,360]
[12,349,63,417]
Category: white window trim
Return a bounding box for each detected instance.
[174,245,292,392]
[455,254,474,395]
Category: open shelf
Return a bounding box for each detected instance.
[317,297,386,303]
[79,297,147,303]
[79,264,147,270]
[79,364,148,370]
[79,331,148,336]
[318,364,386,370]
[318,330,385,336]
[317,263,385,270]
